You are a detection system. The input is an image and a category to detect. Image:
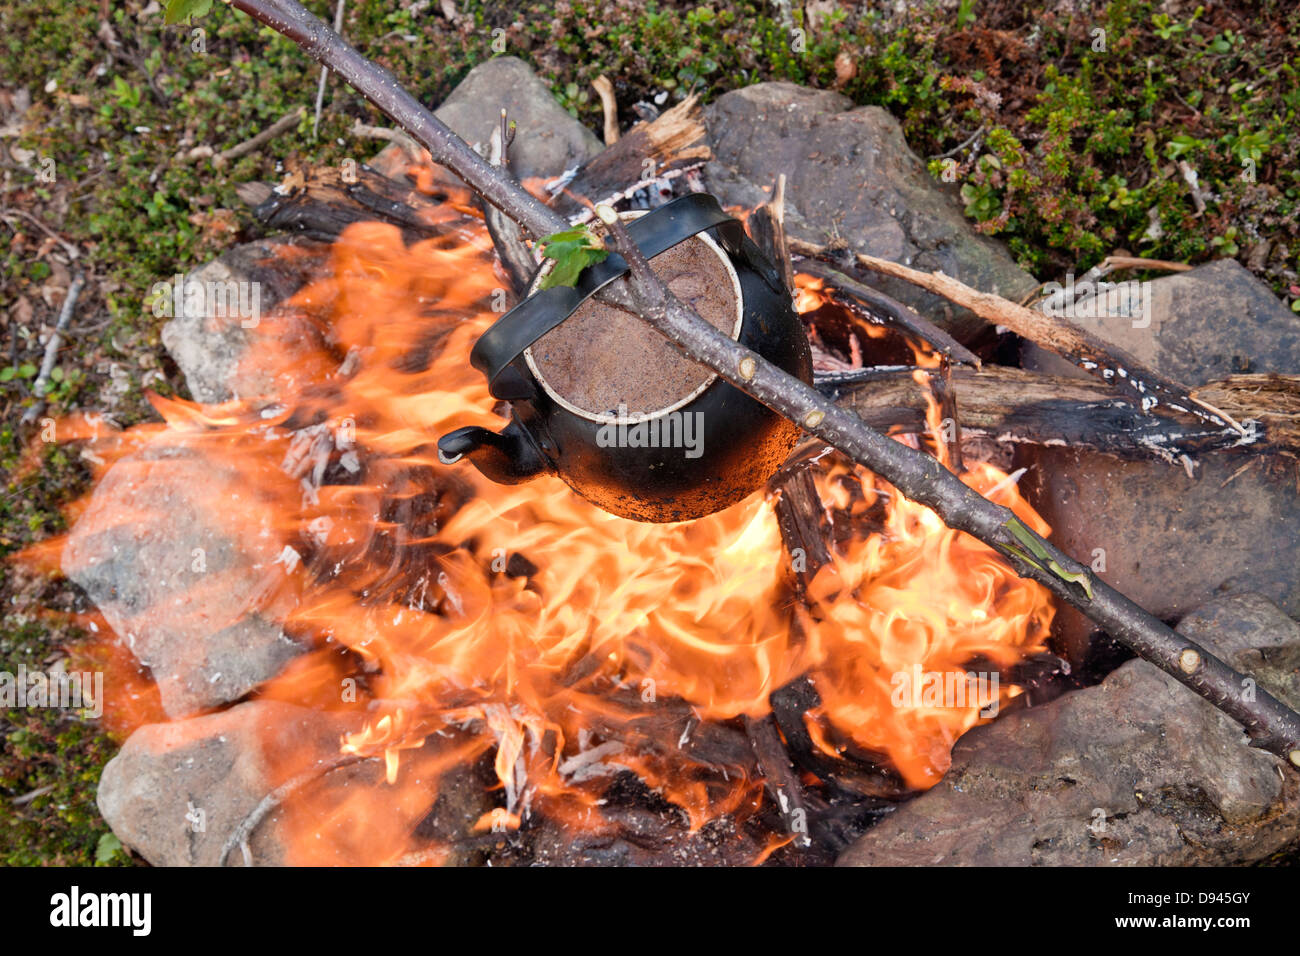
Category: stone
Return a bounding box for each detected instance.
[837,593,1300,866]
[97,700,490,866]
[703,82,1038,342]
[1023,258,1300,385]
[374,56,604,184]
[62,441,306,718]
[161,237,328,404]
[1016,256,1300,662]
[96,701,358,866]
[1021,447,1300,664]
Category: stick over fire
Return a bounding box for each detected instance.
[200,0,1300,768]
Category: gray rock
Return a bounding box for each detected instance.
[837,593,1300,866]
[97,701,359,866]
[97,700,489,866]
[703,82,1038,341]
[62,441,306,717]
[161,238,325,404]
[375,56,603,184]
[1024,258,1300,385]
[1020,447,1300,664]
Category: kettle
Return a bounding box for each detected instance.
[437,193,812,523]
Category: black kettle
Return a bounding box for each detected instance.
[437,193,812,523]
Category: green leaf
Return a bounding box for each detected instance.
[538,227,608,290]
[0,367,14,382]
[95,832,123,864]
[49,367,64,383]
[1164,135,1200,160]
[18,363,37,379]
[164,0,213,25]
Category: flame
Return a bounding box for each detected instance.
[34,183,1054,863]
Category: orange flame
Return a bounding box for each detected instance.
[37,190,1053,863]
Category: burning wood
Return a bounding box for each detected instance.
[19,0,1300,875]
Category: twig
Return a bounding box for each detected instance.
[97,19,168,106]
[929,357,963,473]
[185,106,304,166]
[21,273,85,428]
[10,783,55,806]
[591,75,619,145]
[0,207,81,260]
[217,0,1300,770]
[928,124,986,161]
[1096,255,1193,275]
[1178,159,1208,216]
[482,110,536,296]
[349,120,427,164]
[218,754,372,866]
[312,0,347,141]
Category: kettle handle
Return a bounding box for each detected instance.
[470,193,749,401]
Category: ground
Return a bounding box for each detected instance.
[2,0,1298,865]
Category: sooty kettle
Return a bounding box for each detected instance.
[437,193,812,523]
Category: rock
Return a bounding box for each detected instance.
[161,238,328,404]
[97,700,488,866]
[703,82,1038,342]
[62,441,306,718]
[1017,257,1300,663]
[837,593,1300,866]
[374,56,604,184]
[1021,447,1300,664]
[96,701,359,866]
[1024,258,1300,385]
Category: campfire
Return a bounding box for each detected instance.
[43,167,1057,863]
[16,0,1300,873]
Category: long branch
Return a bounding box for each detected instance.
[222,0,1300,769]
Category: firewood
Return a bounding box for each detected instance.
[224,0,1300,771]
[548,93,710,217]
[830,365,1289,463]
[794,257,980,368]
[792,237,1241,435]
[240,164,453,243]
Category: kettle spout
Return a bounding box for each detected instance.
[437,421,551,485]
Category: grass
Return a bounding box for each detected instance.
[2,0,1298,864]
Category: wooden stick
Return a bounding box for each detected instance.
[591,75,619,146]
[21,273,85,428]
[311,0,347,141]
[830,365,1279,462]
[794,257,981,367]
